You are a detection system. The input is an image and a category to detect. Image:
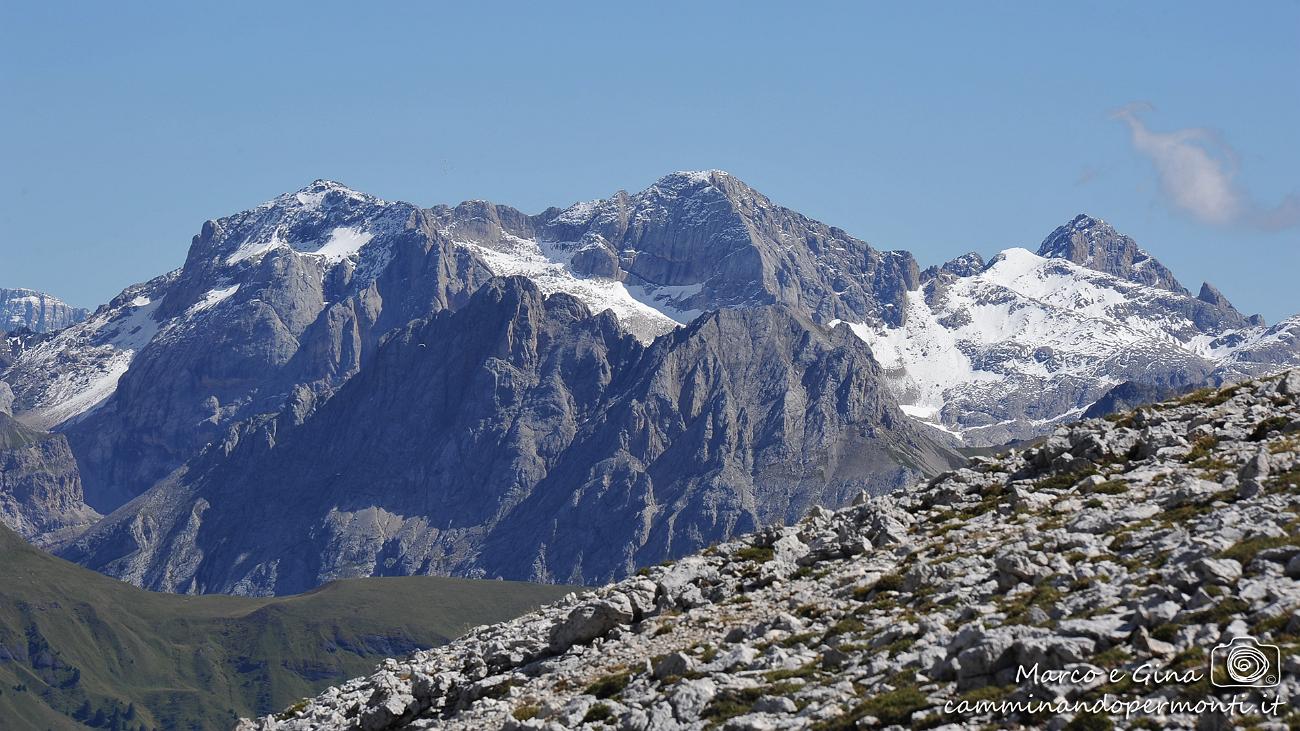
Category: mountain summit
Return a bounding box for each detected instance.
[1037,213,1189,294]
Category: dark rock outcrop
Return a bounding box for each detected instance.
[1081,379,1192,419]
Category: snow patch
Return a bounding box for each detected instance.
[840,247,1289,443]
[624,281,705,325]
[13,296,164,429]
[29,354,131,428]
[227,230,287,265]
[452,232,685,343]
[188,285,240,314]
[312,227,373,263]
[225,227,374,266]
[550,200,601,227]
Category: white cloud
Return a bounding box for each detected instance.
[1114,104,1299,231]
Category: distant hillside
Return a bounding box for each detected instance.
[0,525,573,730]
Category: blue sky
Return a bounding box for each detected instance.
[2,2,1297,320]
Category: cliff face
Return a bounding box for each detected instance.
[0,288,88,334]
[0,412,98,546]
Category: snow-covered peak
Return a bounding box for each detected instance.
[654,169,732,187]
[839,239,1296,445]
[543,170,756,238]
[983,247,1044,279]
[642,169,759,203]
[548,199,605,228]
[183,180,406,274]
[287,179,379,211]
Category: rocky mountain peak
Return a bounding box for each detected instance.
[1198,280,1238,311]
[527,170,919,330]
[297,178,368,198]
[178,179,396,271]
[1037,213,1188,294]
[639,170,768,210]
[153,181,415,322]
[940,251,986,277]
[648,169,734,190]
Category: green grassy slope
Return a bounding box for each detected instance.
[0,526,573,730]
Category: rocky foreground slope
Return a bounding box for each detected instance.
[246,372,1300,730]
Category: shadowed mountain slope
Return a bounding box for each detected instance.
[62,277,959,594]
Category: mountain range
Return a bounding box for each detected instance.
[2,171,1297,595]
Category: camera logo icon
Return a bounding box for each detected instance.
[1210,635,1281,688]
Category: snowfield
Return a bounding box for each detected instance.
[841,248,1295,443]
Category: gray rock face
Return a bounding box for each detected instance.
[1038,215,1249,331]
[1208,316,1300,375]
[62,277,959,594]
[939,252,986,278]
[0,288,88,334]
[0,413,99,546]
[242,371,1300,731]
[1081,380,1190,419]
[529,171,922,329]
